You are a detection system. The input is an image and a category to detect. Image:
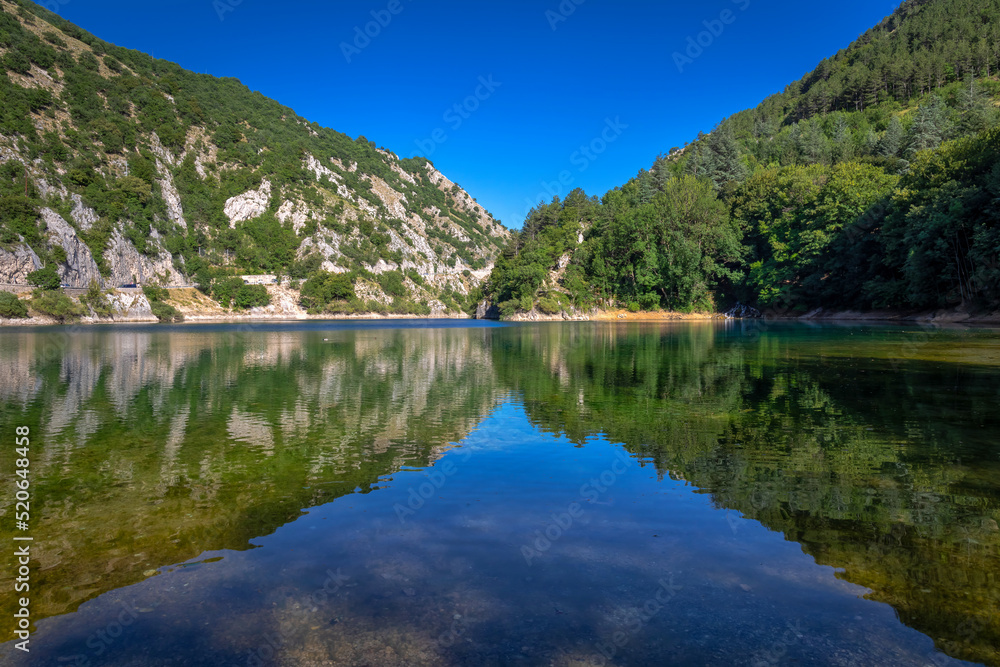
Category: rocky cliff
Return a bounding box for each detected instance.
[0,0,508,314]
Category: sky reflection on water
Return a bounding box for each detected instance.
[1,321,997,666]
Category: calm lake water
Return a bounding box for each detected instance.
[1,320,999,666]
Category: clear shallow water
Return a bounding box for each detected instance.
[0,320,998,666]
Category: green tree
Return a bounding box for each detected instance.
[233,284,271,309]
[832,114,855,162]
[956,76,994,136]
[590,175,741,311]
[879,116,904,158]
[300,271,355,310]
[29,288,84,322]
[735,162,898,308]
[905,95,950,157]
[796,120,829,164]
[81,280,112,317]
[0,291,28,318]
[704,121,747,188]
[27,265,61,290]
[0,195,41,246]
[377,270,407,298]
[874,128,1000,308]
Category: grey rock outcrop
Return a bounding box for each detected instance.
[41,208,103,288]
[224,179,271,226]
[158,170,187,229]
[0,244,42,285]
[475,300,499,320]
[107,291,155,321]
[107,227,185,287]
[276,199,312,234]
[70,194,99,231]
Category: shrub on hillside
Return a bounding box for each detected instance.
[27,265,61,290]
[142,285,184,322]
[30,289,84,322]
[389,298,431,316]
[538,297,561,315]
[233,284,270,310]
[0,291,28,318]
[300,271,355,310]
[205,277,271,310]
[81,281,113,317]
[377,270,407,298]
[150,301,182,322]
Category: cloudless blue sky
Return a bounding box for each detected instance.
[49,0,900,227]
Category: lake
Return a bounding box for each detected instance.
[1,320,998,666]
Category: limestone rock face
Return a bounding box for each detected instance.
[41,208,103,288]
[424,163,507,241]
[158,166,187,230]
[304,154,338,182]
[475,301,500,320]
[0,9,511,311]
[276,200,312,234]
[36,177,67,201]
[366,174,409,220]
[107,291,155,321]
[0,244,42,285]
[70,194,100,231]
[224,179,272,226]
[106,227,185,287]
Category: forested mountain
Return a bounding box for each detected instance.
[484,0,1000,318]
[0,0,507,320]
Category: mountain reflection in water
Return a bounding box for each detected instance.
[0,321,997,666]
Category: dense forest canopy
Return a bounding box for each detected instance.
[485,0,1000,316]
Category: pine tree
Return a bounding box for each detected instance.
[906,95,951,157]
[704,122,747,188]
[686,132,710,179]
[796,120,829,164]
[636,170,655,205]
[753,115,775,139]
[957,75,993,135]
[864,128,880,156]
[832,114,854,162]
[650,154,672,191]
[879,116,904,158]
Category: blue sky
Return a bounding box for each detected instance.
[49,0,900,227]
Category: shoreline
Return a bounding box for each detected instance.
[791,307,1000,325]
[2,301,999,328]
[0,312,473,328]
